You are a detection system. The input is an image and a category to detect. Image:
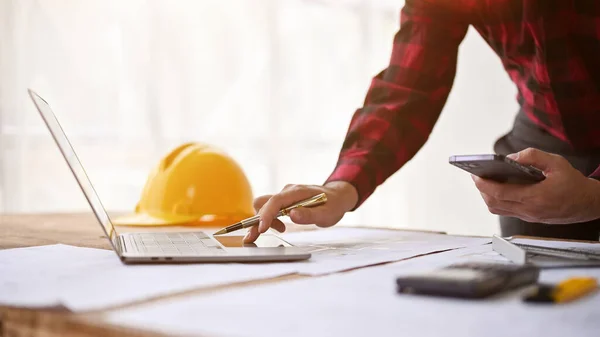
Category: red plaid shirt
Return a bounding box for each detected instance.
[326,0,600,209]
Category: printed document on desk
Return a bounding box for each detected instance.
[106,244,600,337]
[279,227,492,275]
[0,244,298,311]
[0,228,490,311]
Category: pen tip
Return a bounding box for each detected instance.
[213,229,227,236]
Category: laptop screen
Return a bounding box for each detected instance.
[28,89,119,251]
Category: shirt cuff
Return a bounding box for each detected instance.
[590,165,600,180]
[324,162,376,211]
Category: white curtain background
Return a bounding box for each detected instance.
[0,0,519,236]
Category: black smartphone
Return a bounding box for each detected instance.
[449,154,545,184]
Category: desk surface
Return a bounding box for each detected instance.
[0,213,395,337]
[1,213,589,337]
[1,213,171,336]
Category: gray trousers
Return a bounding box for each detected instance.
[493,110,600,241]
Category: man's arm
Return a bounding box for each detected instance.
[243,1,471,243]
[325,0,469,209]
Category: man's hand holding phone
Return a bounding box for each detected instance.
[454,148,600,224]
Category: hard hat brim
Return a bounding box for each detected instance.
[112,212,202,227]
[111,211,254,227]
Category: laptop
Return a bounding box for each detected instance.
[27,89,311,263]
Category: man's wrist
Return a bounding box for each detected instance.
[324,181,359,213]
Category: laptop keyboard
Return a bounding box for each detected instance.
[132,232,223,255]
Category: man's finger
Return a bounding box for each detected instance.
[289,207,333,227]
[243,226,260,243]
[479,192,522,216]
[253,195,272,212]
[270,219,286,233]
[258,187,321,233]
[507,148,558,172]
[289,208,315,224]
[480,192,521,209]
[487,206,519,217]
[472,175,531,202]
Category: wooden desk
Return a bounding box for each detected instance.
[2,213,570,337]
[1,213,167,336]
[1,213,426,337]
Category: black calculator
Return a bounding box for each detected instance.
[396,262,540,299]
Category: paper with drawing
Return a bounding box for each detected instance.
[0,228,490,311]
[0,244,297,311]
[106,244,600,337]
[280,228,491,275]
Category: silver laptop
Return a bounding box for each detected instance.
[28,89,311,263]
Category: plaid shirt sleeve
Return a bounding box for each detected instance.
[325,0,469,209]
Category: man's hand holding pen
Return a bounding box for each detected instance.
[243,181,359,243]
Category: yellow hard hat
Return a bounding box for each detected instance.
[113,142,255,227]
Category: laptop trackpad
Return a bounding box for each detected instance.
[214,234,292,248]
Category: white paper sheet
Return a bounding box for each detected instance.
[0,228,490,311]
[0,244,298,311]
[106,245,600,337]
[279,227,491,275]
